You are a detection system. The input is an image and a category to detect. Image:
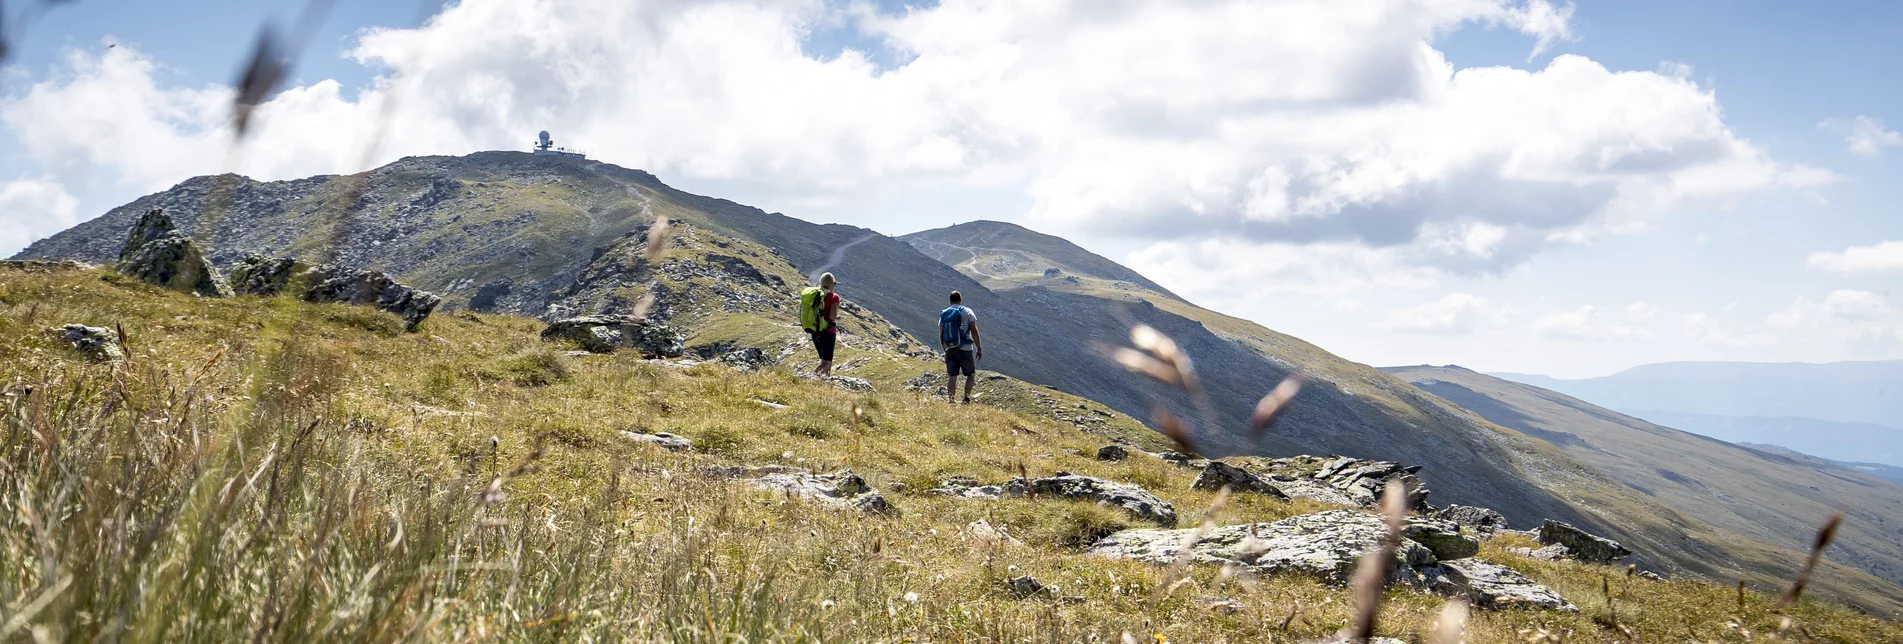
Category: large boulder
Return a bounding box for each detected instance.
[115,208,231,298]
[1089,510,1439,585]
[1095,445,1129,461]
[1192,461,1290,500]
[1402,518,1480,561]
[227,254,310,296]
[541,315,684,357]
[306,269,442,331]
[1537,520,1632,563]
[1428,559,1578,612]
[46,324,124,361]
[1437,504,1511,538]
[1316,457,1430,510]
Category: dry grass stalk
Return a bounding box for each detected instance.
[1345,480,1406,641]
[1779,511,1844,608]
[632,216,674,320]
[1432,599,1469,644]
[1248,374,1303,436]
[1149,404,1196,454]
[1147,485,1231,607]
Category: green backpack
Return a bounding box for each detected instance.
[799,287,830,332]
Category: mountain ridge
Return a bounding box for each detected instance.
[19,150,1903,613]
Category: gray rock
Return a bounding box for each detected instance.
[115,208,231,298]
[1437,504,1510,538]
[1272,477,1359,507]
[745,469,891,515]
[826,376,875,392]
[47,324,124,361]
[1089,510,1438,585]
[1096,445,1129,461]
[1023,473,1177,527]
[1428,559,1577,612]
[541,315,685,357]
[720,347,771,370]
[305,269,441,331]
[1005,575,1048,598]
[929,473,1177,526]
[227,254,308,296]
[1531,544,1572,561]
[1537,520,1631,563]
[965,519,1023,547]
[1192,461,1290,500]
[1402,519,1480,561]
[1197,596,1244,614]
[621,431,692,451]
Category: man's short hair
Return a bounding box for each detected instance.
[949,290,962,304]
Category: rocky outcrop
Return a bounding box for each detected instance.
[1228,455,1430,511]
[1093,509,1565,612]
[1096,445,1129,461]
[227,254,307,296]
[306,269,442,331]
[541,315,685,357]
[928,473,1177,526]
[1402,518,1480,561]
[115,208,231,298]
[621,431,693,451]
[1428,559,1578,612]
[1192,461,1290,500]
[727,468,891,515]
[1538,520,1631,563]
[1089,510,1442,585]
[826,376,875,392]
[46,324,124,361]
[1437,504,1511,538]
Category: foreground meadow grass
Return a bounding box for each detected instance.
[1,266,1896,642]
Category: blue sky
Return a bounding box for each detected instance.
[2,0,1899,377]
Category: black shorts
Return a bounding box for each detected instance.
[810,330,836,361]
[945,348,976,377]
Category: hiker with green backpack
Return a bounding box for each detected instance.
[800,272,842,378]
[939,290,983,403]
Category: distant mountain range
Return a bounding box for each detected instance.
[1494,362,1903,468]
[18,151,1903,613]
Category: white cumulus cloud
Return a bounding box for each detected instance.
[1535,304,1655,340]
[1824,289,1889,321]
[1808,241,1903,273]
[1821,116,1903,156]
[0,178,80,254]
[1383,293,1517,335]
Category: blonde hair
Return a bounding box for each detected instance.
[819,272,836,289]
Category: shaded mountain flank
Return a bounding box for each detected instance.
[1389,365,1903,613]
[17,153,1903,613]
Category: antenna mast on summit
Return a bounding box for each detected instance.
[532,130,585,159]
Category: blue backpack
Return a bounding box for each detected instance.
[940,305,970,348]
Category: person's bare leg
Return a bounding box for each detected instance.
[963,374,975,402]
[818,360,831,378]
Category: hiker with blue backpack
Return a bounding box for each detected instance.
[800,272,842,377]
[940,290,984,403]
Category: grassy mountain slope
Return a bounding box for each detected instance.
[19,155,1608,543]
[6,264,1901,640]
[906,221,1903,614]
[1388,364,1903,614]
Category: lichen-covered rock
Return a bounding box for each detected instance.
[115,208,231,298]
[1192,461,1290,500]
[1316,458,1430,511]
[826,376,875,392]
[1428,559,1578,612]
[1538,520,1632,563]
[720,347,771,370]
[621,431,692,451]
[1023,473,1177,527]
[742,469,891,515]
[1089,510,1437,585]
[929,473,1176,526]
[307,269,441,331]
[46,324,124,361]
[1402,518,1480,561]
[1272,477,1359,507]
[1437,504,1511,538]
[541,315,685,357]
[1096,445,1129,461]
[227,254,309,296]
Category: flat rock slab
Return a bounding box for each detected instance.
[730,468,891,515]
[1538,520,1631,563]
[621,431,693,451]
[1089,510,1440,585]
[542,315,685,357]
[928,473,1177,527]
[1429,559,1578,612]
